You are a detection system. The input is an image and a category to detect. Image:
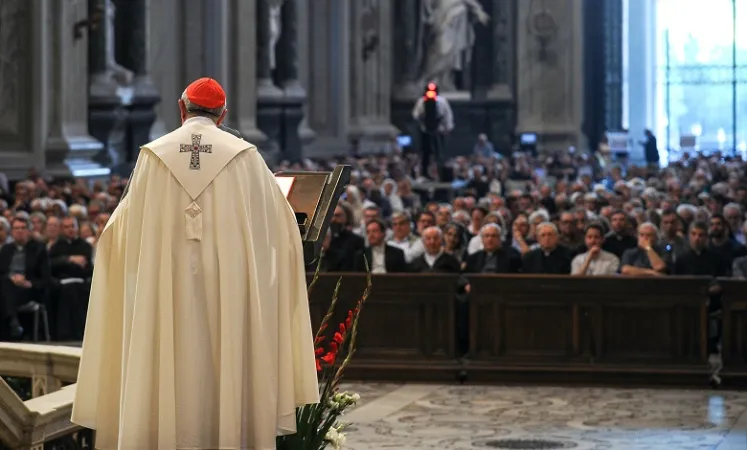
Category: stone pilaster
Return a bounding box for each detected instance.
[275,0,304,162]
[296,0,316,148]
[304,0,351,157]
[626,0,656,160]
[516,0,585,151]
[0,0,39,178]
[227,0,267,144]
[115,0,160,170]
[392,0,422,99]
[347,0,398,153]
[45,0,107,178]
[487,0,514,101]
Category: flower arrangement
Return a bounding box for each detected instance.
[276,261,371,450]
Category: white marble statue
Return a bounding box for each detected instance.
[268,0,286,70]
[104,0,133,85]
[420,0,489,91]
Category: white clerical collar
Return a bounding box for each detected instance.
[183,116,217,127]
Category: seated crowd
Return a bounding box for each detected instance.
[318,151,747,280]
[0,175,124,341]
[1,143,747,343]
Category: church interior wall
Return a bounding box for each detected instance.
[0,0,591,177]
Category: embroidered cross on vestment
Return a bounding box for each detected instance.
[180,134,212,170]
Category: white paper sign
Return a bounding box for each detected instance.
[275,176,295,199]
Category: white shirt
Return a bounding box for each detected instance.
[370,245,386,274]
[571,250,620,275]
[424,251,442,268]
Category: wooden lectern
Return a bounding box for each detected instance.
[275,165,351,265]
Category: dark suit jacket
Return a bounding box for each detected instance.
[409,252,461,273]
[463,248,522,274]
[326,230,365,272]
[0,239,51,301]
[353,245,408,273]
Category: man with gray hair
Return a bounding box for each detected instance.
[620,222,668,276]
[521,222,572,274]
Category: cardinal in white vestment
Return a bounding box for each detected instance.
[71,78,319,450]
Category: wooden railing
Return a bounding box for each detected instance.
[308,273,747,387]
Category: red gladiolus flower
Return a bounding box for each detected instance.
[314,336,325,345]
[321,352,336,365]
[329,341,338,353]
[315,359,322,372]
[333,332,344,344]
[315,347,324,356]
[339,323,346,334]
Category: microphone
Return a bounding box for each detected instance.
[218,124,244,140]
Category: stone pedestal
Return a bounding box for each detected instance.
[516,0,586,152]
[46,0,107,178]
[87,0,129,169]
[115,0,160,168]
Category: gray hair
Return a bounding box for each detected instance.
[536,221,558,235]
[423,226,442,238]
[528,210,550,224]
[638,221,659,237]
[724,203,743,216]
[481,222,502,236]
[181,90,226,118]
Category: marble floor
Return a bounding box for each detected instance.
[336,383,747,450]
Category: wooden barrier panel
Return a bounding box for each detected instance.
[307,273,461,381]
[720,279,747,371]
[306,274,747,387]
[466,275,713,385]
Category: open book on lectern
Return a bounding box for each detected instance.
[274,165,351,265]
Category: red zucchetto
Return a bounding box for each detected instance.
[185,78,226,109]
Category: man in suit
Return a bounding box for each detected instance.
[409,226,460,273]
[49,216,94,340]
[327,203,365,271]
[463,223,522,275]
[0,216,50,340]
[353,219,407,273]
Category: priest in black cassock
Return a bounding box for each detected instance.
[49,216,93,340]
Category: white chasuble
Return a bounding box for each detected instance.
[72,116,319,450]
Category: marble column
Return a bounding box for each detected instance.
[516,0,586,151]
[487,0,514,101]
[45,0,107,177]
[347,0,398,153]
[226,0,267,144]
[274,0,305,162]
[115,0,160,169]
[148,0,184,133]
[296,0,316,148]
[0,0,40,178]
[305,0,351,157]
[626,0,656,160]
[88,0,130,169]
[392,0,422,99]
